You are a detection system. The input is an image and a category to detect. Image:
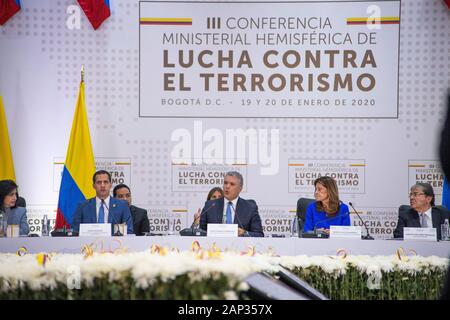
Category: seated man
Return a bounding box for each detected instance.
[393,182,450,239]
[72,170,134,235]
[199,171,264,237]
[113,183,149,236]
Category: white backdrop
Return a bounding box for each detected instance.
[0,0,449,239]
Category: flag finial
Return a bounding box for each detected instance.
[81,65,85,83]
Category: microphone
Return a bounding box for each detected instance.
[103,198,126,236]
[227,201,247,236]
[348,202,374,240]
[179,202,216,236]
[312,209,350,238]
[101,199,118,236]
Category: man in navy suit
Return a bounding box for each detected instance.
[72,170,134,235]
[199,171,264,237]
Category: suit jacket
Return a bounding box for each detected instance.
[72,197,134,234]
[199,197,264,237]
[130,205,150,236]
[4,207,29,236]
[393,205,450,239]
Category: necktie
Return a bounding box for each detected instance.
[421,213,428,228]
[226,202,233,224]
[98,201,105,223]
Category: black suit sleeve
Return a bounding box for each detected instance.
[246,202,264,238]
[140,209,150,235]
[199,201,210,231]
[393,211,407,238]
[132,207,150,236]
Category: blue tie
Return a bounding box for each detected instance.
[98,201,105,223]
[226,202,232,224]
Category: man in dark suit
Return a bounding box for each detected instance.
[393,182,449,239]
[113,183,150,236]
[72,170,133,235]
[199,171,264,237]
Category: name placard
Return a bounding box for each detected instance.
[330,226,362,239]
[79,224,111,237]
[404,227,437,241]
[207,223,238,237]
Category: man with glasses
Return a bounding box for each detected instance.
[393,182,450,239]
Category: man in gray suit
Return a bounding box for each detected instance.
[113,184,150,236]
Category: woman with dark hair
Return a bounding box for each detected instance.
[0,180,29,236]
[192,187,224,227]
[303,176,350,235]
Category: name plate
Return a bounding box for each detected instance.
[404,227,437,241]
[330,226,362,239]
[79,223,111,237]
[207,223,238,237]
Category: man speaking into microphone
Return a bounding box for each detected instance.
[72,170,134,235]
[199,171,264,237]
[303,176,350,235]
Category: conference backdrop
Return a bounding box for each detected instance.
[0,0,449,238]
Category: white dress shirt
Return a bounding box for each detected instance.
[418,207,432,228]
[222,197,239,224]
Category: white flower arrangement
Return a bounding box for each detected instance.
[0,250,448,299]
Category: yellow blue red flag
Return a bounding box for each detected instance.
[55,80,96,229]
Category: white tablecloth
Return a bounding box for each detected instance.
[1,236,449,257]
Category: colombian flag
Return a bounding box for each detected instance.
[0,0,21,25]
[443,178,450,209]
[77,0,110,30]
[55,80,96,229]
[0,96,15,181]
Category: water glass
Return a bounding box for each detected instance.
[441,224,449,241]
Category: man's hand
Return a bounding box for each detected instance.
[193,208,201,226]
[316,228,330,235]
[238,227,247,236]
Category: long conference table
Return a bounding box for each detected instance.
[1,236,449,257]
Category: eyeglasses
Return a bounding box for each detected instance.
[409,192,425,198]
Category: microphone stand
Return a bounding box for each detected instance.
[103,199,123,236]
[229,201,249,237]
[348,202,374,240]
[180,203,215,236]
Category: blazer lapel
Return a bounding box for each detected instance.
[410,210,421,228]
[431,207,440,229]
[234,198,242,224]
[108,198,116,223]
[130,205,137,222]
